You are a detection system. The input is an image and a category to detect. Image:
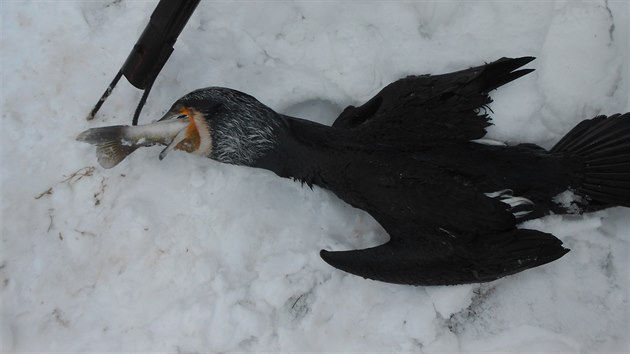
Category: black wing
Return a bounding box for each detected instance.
[333,57,535,147]
[320,227,567,286]
[319,159,569,285]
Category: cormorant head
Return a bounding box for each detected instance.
[159,87,283,166]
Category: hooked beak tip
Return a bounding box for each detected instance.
[159,147,168,160]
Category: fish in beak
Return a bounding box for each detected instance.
[77,107,211,168]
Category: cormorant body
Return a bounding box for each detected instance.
[79,57,630,285]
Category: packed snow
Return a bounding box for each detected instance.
[1,1,628,352]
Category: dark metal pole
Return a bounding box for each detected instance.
[87,0,201,124]
[86,70,123,121]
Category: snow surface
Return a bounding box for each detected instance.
[1,1,629,352]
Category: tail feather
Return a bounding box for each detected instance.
[551,113,630,207]
[587,153,630,168]
[551,114,628,153]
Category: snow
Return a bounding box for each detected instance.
[1,0,628,352]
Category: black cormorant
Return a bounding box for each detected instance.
[78,57,630,285]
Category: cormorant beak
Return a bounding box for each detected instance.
[158,110,187,122]
[158,106,203,160]
[157,108,190,160]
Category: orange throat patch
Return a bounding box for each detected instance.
[175,107,201,153]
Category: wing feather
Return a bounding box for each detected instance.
[333,57,535,148]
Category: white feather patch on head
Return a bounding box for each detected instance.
[209,89,280,165]
[174,87,282,166]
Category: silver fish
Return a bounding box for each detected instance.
[76,108,210,168]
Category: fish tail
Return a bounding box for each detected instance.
[551,113,630,209]
[76,126,138,169]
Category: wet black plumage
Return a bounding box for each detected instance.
[166,57,630,285]
[83,57,630,285]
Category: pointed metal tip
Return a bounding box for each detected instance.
[86,70,124,121]
[86,111,96,121]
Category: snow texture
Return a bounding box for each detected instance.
[1,1,628,352]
